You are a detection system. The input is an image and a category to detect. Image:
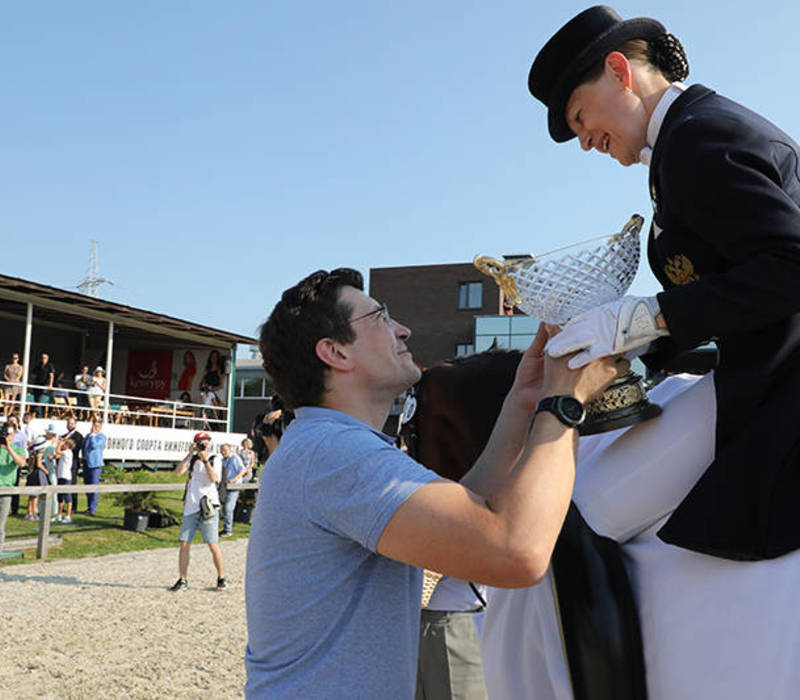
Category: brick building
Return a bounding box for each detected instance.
[369,262,507,368]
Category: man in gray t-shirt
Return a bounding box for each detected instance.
[246,268,625,698]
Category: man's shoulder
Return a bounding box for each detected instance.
[289,414,391,457]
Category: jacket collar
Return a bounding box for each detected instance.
[650,84,715,167]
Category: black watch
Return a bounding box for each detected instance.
[535,395,586,428]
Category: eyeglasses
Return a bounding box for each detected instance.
[349,302,391,326]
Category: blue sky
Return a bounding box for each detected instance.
[4,2,798,351]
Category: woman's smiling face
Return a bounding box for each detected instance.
[565,54,650,167]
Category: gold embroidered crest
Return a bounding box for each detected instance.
[664,254,700,285]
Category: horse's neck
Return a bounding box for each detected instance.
[412,351,520,480]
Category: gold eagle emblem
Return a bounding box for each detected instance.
[664,254,700,286]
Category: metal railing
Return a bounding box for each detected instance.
[0,481,258,560]
[1,381,229,430]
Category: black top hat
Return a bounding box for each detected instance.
[529,5,665,143]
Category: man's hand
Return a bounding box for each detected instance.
[545,296,668,369]
[506,323,553,412]
[542,348,630,404]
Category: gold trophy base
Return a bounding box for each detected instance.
[579,371,661,436]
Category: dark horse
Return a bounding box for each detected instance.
[402,349,647,700]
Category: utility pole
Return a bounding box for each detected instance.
[76,240,113,297]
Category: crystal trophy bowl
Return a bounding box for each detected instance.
[474,214,661,435]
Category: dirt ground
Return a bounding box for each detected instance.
[0,539,249,699]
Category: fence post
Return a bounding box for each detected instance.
[37,488,53,560]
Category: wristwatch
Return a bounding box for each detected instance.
[535,395,586,428]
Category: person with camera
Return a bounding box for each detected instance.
[0,423,28,555]
[170,432,226,592]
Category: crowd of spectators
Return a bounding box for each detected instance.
[1,351,109,419]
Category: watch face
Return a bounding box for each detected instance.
[558,397,585,423]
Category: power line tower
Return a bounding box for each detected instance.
[76,240,114,297]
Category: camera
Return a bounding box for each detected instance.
[0,424,8,447]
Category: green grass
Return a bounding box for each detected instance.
[2,471,253,565]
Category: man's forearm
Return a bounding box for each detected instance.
[482,413,578,581]
[230,469,248,483]
[204,461,219,482]
[175,452,192,475]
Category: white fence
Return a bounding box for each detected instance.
[0,482,259,560]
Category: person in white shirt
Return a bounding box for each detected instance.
[55,437,75,523]
[170,432,226,592]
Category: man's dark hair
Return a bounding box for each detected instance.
[259,268,363,409]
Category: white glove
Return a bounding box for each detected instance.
[545,296,669,369]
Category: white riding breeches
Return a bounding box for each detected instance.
[482,372,800,700]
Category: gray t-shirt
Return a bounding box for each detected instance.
[245,406,439,699]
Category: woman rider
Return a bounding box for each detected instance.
[483,6,800,700]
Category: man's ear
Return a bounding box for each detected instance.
[605,51,632,88]
[315,338,354,372]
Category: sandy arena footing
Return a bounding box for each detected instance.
[0,539,249,699]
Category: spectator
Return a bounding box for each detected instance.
[239,437,257,481]
[170,432,226,592]
[55,437,76,523]
[416,577,489,700]
[25,437,49,520]
[251,407,293,465]
[29,352,55,417]
[2,352,24,417]
[19,411,38,448]
[7,415,25,516]
[86,367,106,411]
[7,415,23,445]
[74,364,91,418]
[53,376,69,400]
[81,417,107,516]
[61,417,84,513]
[219,443,250,536]
[20,411,41,518]
[176,391,194,429]
[39,424,59,520]
[0,424,27,555]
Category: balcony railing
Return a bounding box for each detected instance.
[1,381,229,431]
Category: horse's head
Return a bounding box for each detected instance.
[401,349,521,481]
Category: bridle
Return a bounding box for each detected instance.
[397,386,419,460]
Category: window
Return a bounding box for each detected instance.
[458,282,483,310]
[455,343,475,357]
[242,377,265,397]
[474,314,540,352]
